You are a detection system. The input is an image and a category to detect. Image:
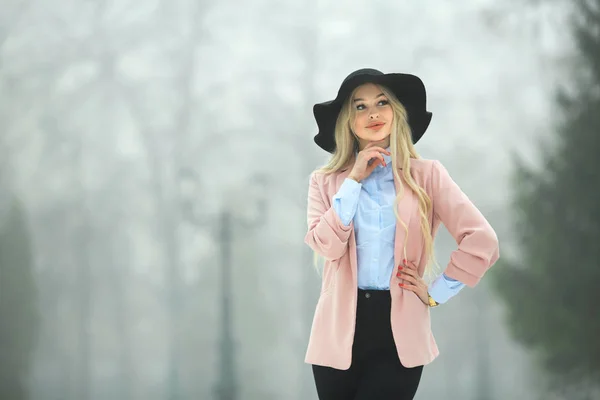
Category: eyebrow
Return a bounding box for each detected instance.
[353,93,386,102]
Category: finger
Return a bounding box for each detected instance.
[398,274,419,285]
[398,264,414,273]
[363,149,387,161]
[367,151,386,164]
[397,266,417,278]
[366,154,385,168]
[397,269,416,280]
[362,155,387,168]
[398,282,419,291]
[397,272,416,284]
[365,159,382,174]
[365,150,385,161]
[403,262,419,273]
[360,146,390,156]
[365,146,391,156]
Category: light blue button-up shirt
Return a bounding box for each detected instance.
[331,149,465,303]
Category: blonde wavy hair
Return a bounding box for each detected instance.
[312,84,439,278]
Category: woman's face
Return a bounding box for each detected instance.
[351,83,394,151]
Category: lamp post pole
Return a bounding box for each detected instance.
[215,209,237,400]
[178,170,268,400]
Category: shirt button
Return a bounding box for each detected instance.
[365,292,371,299]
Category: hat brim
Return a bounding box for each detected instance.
[313,72,432,153]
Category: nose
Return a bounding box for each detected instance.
[369,111,379,119]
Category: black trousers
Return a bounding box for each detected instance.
[312,289,424,400]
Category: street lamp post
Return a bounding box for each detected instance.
[216,209,236,400]
[178,170,268,400]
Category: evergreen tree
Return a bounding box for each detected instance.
[492,0,600,393]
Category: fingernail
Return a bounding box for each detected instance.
[403,259,407,263]
[399,283,404,287]
[396,273,401,277]
[398,266,403,270]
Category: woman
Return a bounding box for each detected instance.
[304,69,500,400]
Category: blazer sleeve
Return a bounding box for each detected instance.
[431,160,500,287]
[304,172,354,261]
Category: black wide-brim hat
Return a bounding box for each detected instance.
[313,68,433,153]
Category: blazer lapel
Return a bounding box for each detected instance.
[336,162,354,191]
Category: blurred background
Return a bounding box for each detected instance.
[1,0,599,399]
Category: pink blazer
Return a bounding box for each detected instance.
[303,158,499,369]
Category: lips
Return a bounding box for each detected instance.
[367,122,385,130]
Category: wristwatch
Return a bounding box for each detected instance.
[427,293,440,308]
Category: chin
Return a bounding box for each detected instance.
[371,133,391,142]
[357,132,391,146]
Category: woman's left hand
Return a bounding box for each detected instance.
[396,260,429,305]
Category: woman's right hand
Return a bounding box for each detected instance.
[348,143,391,182]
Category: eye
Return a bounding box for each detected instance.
[355,99,388,110]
